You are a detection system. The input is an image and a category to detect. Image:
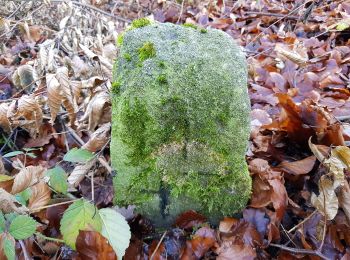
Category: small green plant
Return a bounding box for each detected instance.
[138,41,156,62]
[183,23,198,29]
[117,33,124,47]
[0,212,37,260]
[131,17,151,29]
[123,53,132,61]
[157,74,167,84]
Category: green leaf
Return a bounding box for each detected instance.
[63,148,94,163]
[60,199,102,249]
[26,153,37,158]
[1,234,15,260]
[99,208,131,260]
[0,213,5,233]
[4,213,18,223]
[46,167,68,194]
[15,188,31,206]
[3,151,23,158]
[9,215,37,240]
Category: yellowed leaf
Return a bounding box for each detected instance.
[339,181,350,224]
[275,43,308,66]
[83,123,111,152]
[28,181,51,212]
[332,146,350,170]
[11,165,46,194]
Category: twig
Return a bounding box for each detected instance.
[246,1,309,48]
[177,0,185,24]
[245,11,318,22]
[29,198,81,213]
[19,240,31,260]
[288,210,317,233]
[66,126,113,174]
[52,0,131,23]
[150,231,167,260]
[269,243,331,260]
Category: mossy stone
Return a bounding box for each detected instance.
[111,21,251,227]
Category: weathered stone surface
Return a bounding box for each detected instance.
[111,20,251,227]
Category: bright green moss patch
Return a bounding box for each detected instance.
[138,41,156,62]
[112,22,251,227]
[200,28,208,33]
[123,53,132,61]
[131,17,151,29]
[183,23,198,29]
[116,33,124,47]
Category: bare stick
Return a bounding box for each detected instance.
[150,231,167,260]
[288,210,317,233]
[19,240,31,260]
[269,243,331,260]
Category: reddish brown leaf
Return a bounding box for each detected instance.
[216,241,256,260]
[175,210,207,229]
[278,156,316,175]
[76,230,117,260]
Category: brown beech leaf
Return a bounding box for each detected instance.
[46,73,63,123]
[11,165,46,194]
[13,94,43,137]
[0,103,11,133]
[80,91,111,131]
[28,181,51,212]
[0,174,14,193]
[12,64,35,90]
[82,123,111,152]
[0,188,28,214]
[278,156,316,175]
[216,241,256,260]
[182,226,216,259]
[76,230,117,260]
[175,210,207,229]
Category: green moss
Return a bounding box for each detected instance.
[157,74,167,84]
[112,22,251,227]
[183,23,198,29]
[111,81,121,94]
[116,33,124,47]
[123,53,132,61]
[138,41,156,62]
[200,28,208,33]
[131,17,151,29]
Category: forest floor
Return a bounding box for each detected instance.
[1,0,350,259]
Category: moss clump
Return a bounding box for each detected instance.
[131,17,152,29]
[138,41,156,62]
[112,22,251,227]
[111,81,121,94]
[157,74,167,84]
[117,33,124,47]
[200,28,208,33]
[183,23,198,29]
[123,53,132,61]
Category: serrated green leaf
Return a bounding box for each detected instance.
[9,215,37,239]
[46,167,68,194]
[60,199,102,249]
[0,213,5,233]
[15,188,31,206]
[3,151,23,158]
[99,208,131,260]
[4,213,18,223]
[63,148,94,163]
[1,234,15,260]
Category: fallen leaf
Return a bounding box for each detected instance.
[28,181,51,212]
[67,158,96,187]
[83,123,111,152]
[76,230,117,260]
[11,165,46,195]
[278,156,316,175]
[175,210,207,229]
[0,188,28,214]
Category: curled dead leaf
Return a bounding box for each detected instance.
[46,73,63,123]
[0,103,11,133]
[278,156,316,175]
[11,165,46,194]
[67,159,96,187]
[83,123,111,152]
[28,181,51,212]
[12,64,36,91]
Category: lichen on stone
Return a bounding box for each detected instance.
[111,22,251,227]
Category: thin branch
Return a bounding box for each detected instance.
[150,231,167,260]
[288,210,317,233]
[19,240,31,260]
[269,243,331,260]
